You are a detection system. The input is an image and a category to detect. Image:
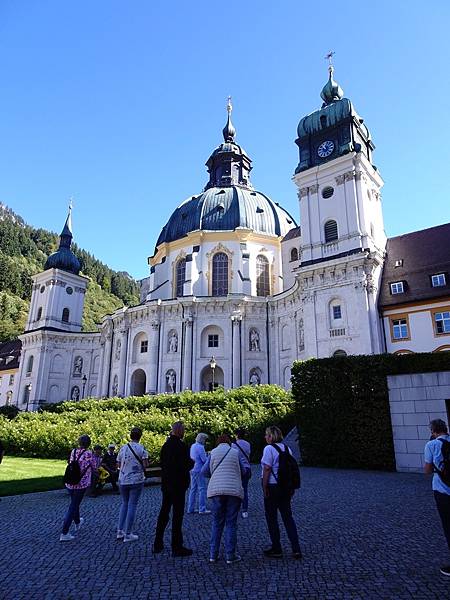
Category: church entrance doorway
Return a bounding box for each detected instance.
[200,364,224,391]
[130,369,146,396]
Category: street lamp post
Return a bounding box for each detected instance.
[25,383,32,412]
[82,374,87,399]
[209,356,216,392]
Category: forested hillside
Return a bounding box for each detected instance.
[0,203,140,341]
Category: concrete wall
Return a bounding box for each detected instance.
[388,371,450,472]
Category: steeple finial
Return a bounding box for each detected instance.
[320,51,344,106]
[222,95,236,142]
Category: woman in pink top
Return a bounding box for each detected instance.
[60,434,96,541]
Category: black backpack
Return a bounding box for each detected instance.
[63,449,87,485]
[271,443,301,494]
[435,438,450,486]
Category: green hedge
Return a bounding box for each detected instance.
[0,385,295,462]
[291,352,450,471]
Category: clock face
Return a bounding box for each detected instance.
[317,140,335,158]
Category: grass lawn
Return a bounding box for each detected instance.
[0,456,66,496]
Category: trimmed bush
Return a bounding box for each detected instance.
[0,385,295,462]
[291,352,450,471]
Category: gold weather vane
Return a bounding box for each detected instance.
[325,51,335,74]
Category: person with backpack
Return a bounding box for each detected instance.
[201,434,250,564]
[116,427,149,543]
[424,418,450,576]
[60,434,96,541]
[261,425,302,559]
[232,428,251,518]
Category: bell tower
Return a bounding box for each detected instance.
[292,60,387,357]
[26,205,88,333]
[293,61,386,265]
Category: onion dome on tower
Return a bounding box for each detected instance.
[155,98,296,247]
[295,62,374,173]
[44,204,81,275]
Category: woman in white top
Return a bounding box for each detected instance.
[261,425,301,559]
[116,427,149,543]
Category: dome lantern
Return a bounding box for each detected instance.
[44,203,81,275]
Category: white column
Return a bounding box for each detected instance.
[231,315,241,387]
[147,320,160,394]
[118,326,129,396]
[100,322,113,397]
[182,315,193,390]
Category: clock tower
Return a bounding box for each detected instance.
[292,64,387,356]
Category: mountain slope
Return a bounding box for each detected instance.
[0,203,140,341]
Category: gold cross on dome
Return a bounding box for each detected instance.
[227,96,232,114]
[324,51,335,67]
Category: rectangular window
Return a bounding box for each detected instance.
[392,318,408,340]
[208,334,219,348]
[432,274,446,287]
[140,340,148,353]
[9,374,14,386]
[435,311,450,335]
[390,282,404,295]
[332,305,342,320]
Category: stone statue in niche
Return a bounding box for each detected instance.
[249,370,260,386]
[298,318,305,351]
[249,328,260,352]
[73,356,83,376]
[115,339,121,361]
[166,370,176,393]
[112,375,118,396]
[71,386,80,401]
[168,331,178,353]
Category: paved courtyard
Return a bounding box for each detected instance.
[0,467,449,599]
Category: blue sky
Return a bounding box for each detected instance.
[0,1,449,279]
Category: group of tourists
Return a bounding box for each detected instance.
[59,421,302,563]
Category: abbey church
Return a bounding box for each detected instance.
[2,66,450,408]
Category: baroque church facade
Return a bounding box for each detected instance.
[8,67,450,408]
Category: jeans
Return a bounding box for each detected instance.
[118,483,144,534]
[210,495,241,560]
[434,490,450,551]
[155,488,186,550]
[62,488,86,534]
[264,484,300,553]
[187,471,207,513]
[242,473,250,512]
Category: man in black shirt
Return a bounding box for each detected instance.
[102,443,119,491]
[153,421,194,557]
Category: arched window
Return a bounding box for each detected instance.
[324,220,338,243]
[333,349,347,357]
[290,248,298,262]
[37,307,42,320]
[256,255,270,297]
[62,308,70,323]
[26,355,34,375]
[175,258,186,297]
[212,252,228,296]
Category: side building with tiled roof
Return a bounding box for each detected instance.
[379,223,450,354]
[0,339,21,406]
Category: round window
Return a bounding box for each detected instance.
[66,287,73,295]
[322,186,334,199]
[40,285,45,293]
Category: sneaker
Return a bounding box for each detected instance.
[172,547,193,557]
[440,565,450,576]
[241,512,248,518]
[263,548,283,558]
[74,517,85,532]
[59,533,75,542]
[226,555,242,564]
[123,533,139,543]
[292,550,303,560]
[116,530,125,540]
[199,510,211,515]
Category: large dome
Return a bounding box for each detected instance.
[156,186,297,246]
